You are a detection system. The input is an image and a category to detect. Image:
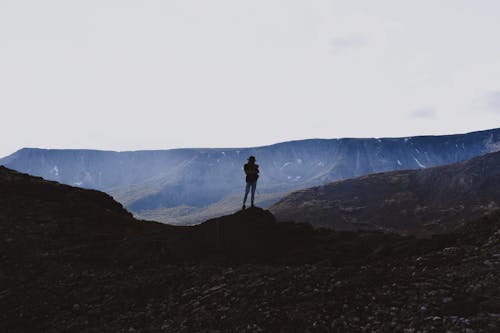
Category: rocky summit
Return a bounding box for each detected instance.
[1,166,500,332]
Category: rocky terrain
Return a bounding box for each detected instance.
[1,166,500,332]
[271,151,500,236]
[1,128,499,225]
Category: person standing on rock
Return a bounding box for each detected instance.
[242,156,259,210]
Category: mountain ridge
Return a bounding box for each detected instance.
[2,127,500,224]
[5,126,499,156]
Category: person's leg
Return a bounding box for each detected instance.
[250,181,256,206]
[243,182,251,206]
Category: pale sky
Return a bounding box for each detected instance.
[1,0,500,157]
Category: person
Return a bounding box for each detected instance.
[242,156,259,209]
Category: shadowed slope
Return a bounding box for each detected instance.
[0,165,146,236]
[271,151,500,235]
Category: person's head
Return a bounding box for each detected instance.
[248,156,256,163]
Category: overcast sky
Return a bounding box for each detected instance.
[1,0,500,157]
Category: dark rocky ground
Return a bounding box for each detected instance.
[1,166,500,332]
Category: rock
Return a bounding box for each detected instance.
[442,297,453,304]
[483,260,493,267]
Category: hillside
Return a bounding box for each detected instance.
[1,128,499,224]
[1,166,500,332]
[271,151,500,235]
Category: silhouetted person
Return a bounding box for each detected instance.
[242,156,259,209]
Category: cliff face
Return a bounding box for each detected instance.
[2,128,499,223]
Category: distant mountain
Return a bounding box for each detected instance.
[271,151,500,235]
[1,128,500,224]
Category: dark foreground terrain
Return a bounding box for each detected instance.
[1,166,500,332]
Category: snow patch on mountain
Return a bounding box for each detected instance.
[50,166,59,177]
[413,156,426,168]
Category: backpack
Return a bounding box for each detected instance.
[244,163,259,182]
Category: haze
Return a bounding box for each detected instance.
[1,0,500,158]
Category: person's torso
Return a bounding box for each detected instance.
[244,163,259,181]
